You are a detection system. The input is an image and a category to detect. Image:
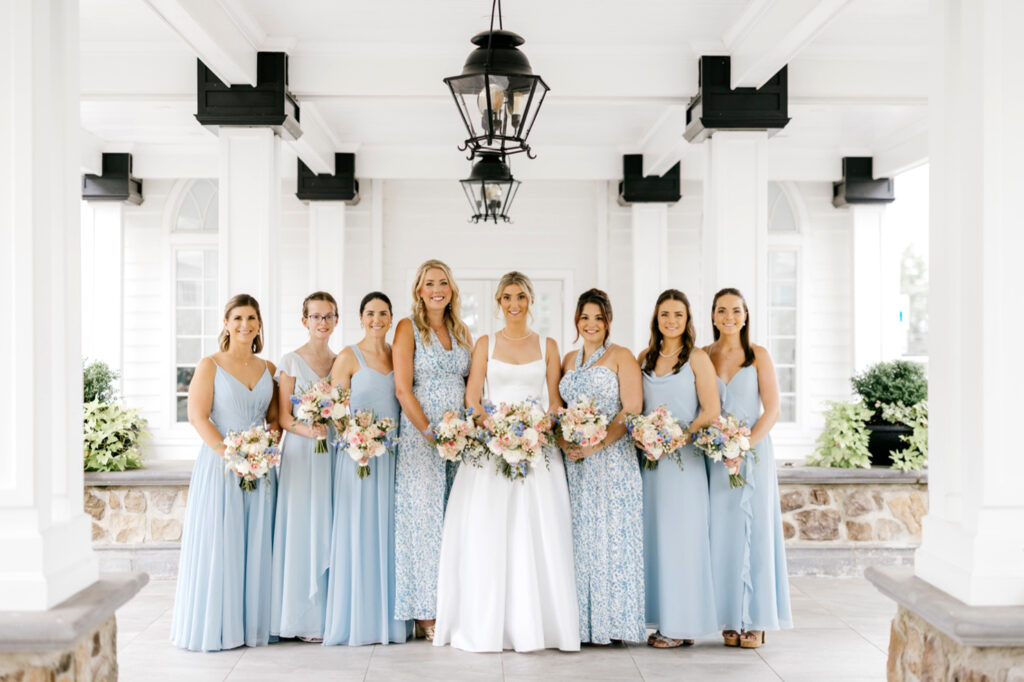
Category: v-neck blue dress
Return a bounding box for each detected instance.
[172,361,277,652]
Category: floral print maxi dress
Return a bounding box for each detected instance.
[394,321,471,620]
[558,345,645,643]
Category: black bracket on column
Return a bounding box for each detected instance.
[618,155,681,205]
[296,153,359,204]
[684,56,790,143]
[832,157,895,207]
[195,52,302,140]
[82,153,143,205]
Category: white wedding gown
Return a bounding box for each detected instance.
[433,334,580,652]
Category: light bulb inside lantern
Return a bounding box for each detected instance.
[477,83,506,114]
[484,183,503,202]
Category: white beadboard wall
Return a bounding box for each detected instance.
[116,177,852,461]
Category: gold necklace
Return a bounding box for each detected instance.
[659,345,683,358]
[500,328,531,341]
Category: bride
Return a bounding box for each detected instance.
[433,271,580,652]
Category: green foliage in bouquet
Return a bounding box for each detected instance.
[83,359,119,403]
[851,360,927,422]
[880,401,929,471]
[807,400,873,468]
[83,401,147,472]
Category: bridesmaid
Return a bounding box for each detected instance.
[705,287,792,649]
[393,259,472,640]
[324,292,412,646]
[637,289,720,648]
[558,288,646,644]
[172,294,279,651]
[270,292,338,642]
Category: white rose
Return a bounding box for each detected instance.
[522,428,539,446]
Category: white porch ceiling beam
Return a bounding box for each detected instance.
[288,101,338,175]
[872,119,928,178]
[142,0,258,86]
[80,128,105,175]
[723,0,853,89]
[635,105,693,177]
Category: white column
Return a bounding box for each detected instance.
[218,127,280,360]
[850,204,884,372]
[308,201,346,327]
[596,181,609,290]
[80,202,124,378]
[701,131,768,338]
[0,0,99,610]
[914,0,1024,606]
[631,203,668,352]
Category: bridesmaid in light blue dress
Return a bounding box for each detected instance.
[393,260,472,639]
[270,292,339,641]
[637,289,720,648]
[558,288,646,644]
[324,292,412,646]
[172,294,279,652]
[705,287,792,649]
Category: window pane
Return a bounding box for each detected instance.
[204,250,218,275]
[771,282,796,307]
[770,194,797,233]
[205,309,220,335]
[203,337,220,357]
[203,196,219,232]
[769,251,797,279]
[461,292,481,333]
[779,395,796,423]
[176,338,201,365]
[777,366,796,393]
[203,280,219,307]
[176,196,201,232]
[771,309,797,336]
[176,309,202,335]
[176,366,195,393]
[190,180,215,215]
[176,281,200,306]
[176,396,189,422]
[771,338,796,365]
[176,250,203,279]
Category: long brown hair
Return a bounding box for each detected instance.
[573,288,612,345]
[642,289,695,375]
[217,293,264,353]
[410,259,472,350]
[711,287,754,367]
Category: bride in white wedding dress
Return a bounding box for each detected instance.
[433,272,580,653]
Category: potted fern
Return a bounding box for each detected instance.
[851,360,927,467]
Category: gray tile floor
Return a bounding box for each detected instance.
[116,577,893,681]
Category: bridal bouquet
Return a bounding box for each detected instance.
[693,413,754,488]
[558,397,609,451]
[291,381,349,453]
[221,425,281,491]
[482,399,556,481]
[431,408,486,463]
[340,409,397,479]
[624,405,690,470]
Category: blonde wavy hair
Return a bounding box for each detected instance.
[494,271,535,323]
[410,259,472,350]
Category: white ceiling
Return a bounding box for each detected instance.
[78,0,930,180]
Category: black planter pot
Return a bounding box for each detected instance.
[867,423,913,466]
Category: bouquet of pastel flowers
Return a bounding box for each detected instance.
[482,398,556,481]
[693,413,754,488]
[558,397,609,458]
[221,424,281,491]
[624,405,690,470]
[340,409,397,479]
[291,381,350,453]
[431,408,487,463]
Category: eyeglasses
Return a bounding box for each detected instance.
[307,314,338,323]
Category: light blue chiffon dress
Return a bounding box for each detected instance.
[324,346,412,645]
[171,361,277,652]
[641,362,719,639]
[707,365,792,633]
[394,322,471,620]
[559,345,646,644]
[270,352,335,639]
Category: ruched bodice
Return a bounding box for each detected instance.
[210,365,273,434]
[411,322,471,422]
[350,348,400,422]
[722,364,761,425]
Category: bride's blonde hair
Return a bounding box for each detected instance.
[410,259,472,350]
[494,271,535,323]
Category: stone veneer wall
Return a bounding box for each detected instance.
[780,484,927,544]
[888,607,1024,681]
[84,486,186,545]
[0,616,117,682]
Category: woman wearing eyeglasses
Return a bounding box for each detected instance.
[269,292,340,642]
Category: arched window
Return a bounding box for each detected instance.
[171,180,219,422]
[766,182,799,424]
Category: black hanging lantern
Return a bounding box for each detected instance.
[460,152,520,223]
[444,0,549,159]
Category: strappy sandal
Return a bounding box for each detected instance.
[414,620,436,642]
[723,630,740,647]
[739,630,765,649]
[649,632,693,648]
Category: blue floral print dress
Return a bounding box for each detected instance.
[558,344,646,644]
[393,320,471,620]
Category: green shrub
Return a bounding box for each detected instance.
[83,401,146,472]
[851,360,927,421]
[807,400,873,468]
[880,401,928,471]
[83,359,119,403]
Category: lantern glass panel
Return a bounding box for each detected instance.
[446,73,548,154]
